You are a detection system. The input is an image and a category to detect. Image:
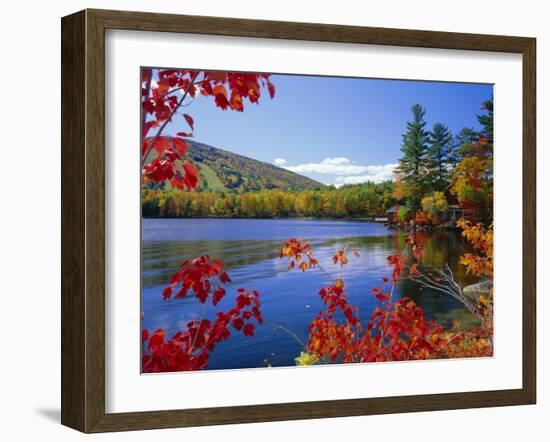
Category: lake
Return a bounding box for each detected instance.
[141,218,478,370]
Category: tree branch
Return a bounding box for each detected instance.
[410,265,478,316]
[141,71,201,168]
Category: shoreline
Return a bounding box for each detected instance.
[141,216,461,231]
[142,215,383,222]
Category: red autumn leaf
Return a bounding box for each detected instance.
[153,136,170,153]
[267,81,275,98]
[141,68,152,83]
[206,71,226,82]
[176,132,193,138]
[181,162,199,189]
[242,323,255,337]
[252,306,263,324]
[387,254,405,283]
[236,293,252,308]
[148,329,165,351]
[219,271,231,284]
[213,85,229,110]
[175,287,187,298]
[230,92,244,112]
[162,286,173,300]
[183,114,194,130]
[171,174,184,190]
[232,317,244,331]
[142,120,155,138]
[375,292,391,301]
[212,287,226,306]
[172,137,189,156]
[142,329,149,341]
[332,249,349,266]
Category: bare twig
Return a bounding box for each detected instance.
[190,297,209,352]
[410,265,478,316]
[269,322,306,348]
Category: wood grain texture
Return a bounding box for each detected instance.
[88,8,533,53]
[522,38,537,403]
[61,8,537,433]
[85,9,107,432]
[61,10,86,431]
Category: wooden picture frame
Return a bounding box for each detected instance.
[61,8,536,433]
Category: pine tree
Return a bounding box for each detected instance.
[427,123,453,191]
[396,104,429,207]
[478,98,493,147]
[452,127,476,162]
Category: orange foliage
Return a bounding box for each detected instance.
[457,219,493,279]
[414,211,431,226]
[280,238,319,271]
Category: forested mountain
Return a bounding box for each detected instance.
[143,138,323,193]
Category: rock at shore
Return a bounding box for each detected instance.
[463,280,493,302]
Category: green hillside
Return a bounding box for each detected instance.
[144,138,323,193]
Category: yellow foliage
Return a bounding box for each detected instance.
[457,219,493,279]
[295,351,320,366]
[421,191,449,219]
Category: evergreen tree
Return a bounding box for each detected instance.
[453,99,493,162]
[427,123,453,191]
[396,104,430,207]
[478,98,493,147]
[452,127,477,163]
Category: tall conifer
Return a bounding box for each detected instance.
[396,104,429,207]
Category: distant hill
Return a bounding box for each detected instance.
[144,138,323,193]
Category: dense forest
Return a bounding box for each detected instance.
[394,99,493,223]
[142,99,493,223]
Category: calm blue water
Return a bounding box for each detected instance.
[141,218,474,370]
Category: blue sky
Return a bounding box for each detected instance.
[161,72,492,186]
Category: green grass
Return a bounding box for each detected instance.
[197,162,228,192]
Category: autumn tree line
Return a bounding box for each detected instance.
[142,99,493,222]
[142,181,395,219]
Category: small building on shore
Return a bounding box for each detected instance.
[385,205,411,223]
[448,204,466,221]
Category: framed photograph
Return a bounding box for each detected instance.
[61,9,536,433]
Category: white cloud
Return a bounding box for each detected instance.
[333,163,398,185]
[321,157,351,166]
[284,157,366,175]
[273,158,288,166]
[283,157,398,181]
